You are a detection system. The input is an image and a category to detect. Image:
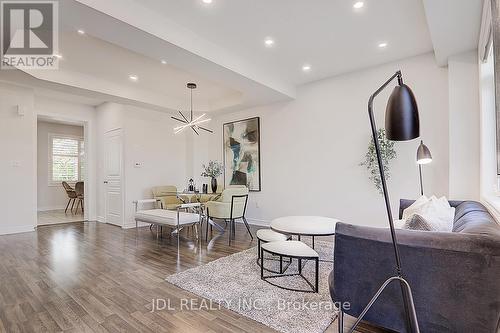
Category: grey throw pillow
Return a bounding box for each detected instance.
[403,214,435,231]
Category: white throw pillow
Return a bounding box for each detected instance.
[402,195,454,232]
[402,195,429,220]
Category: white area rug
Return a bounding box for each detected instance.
[166,241,337,333]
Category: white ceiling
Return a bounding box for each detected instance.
[138,0,435,85]
[423,0,484,66]
[55,31,241,111]
[3,0,484,113]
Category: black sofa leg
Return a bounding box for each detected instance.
[338,308,344,333]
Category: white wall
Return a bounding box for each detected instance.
[122,105,189,227]
[35,96,98,221]
[96,102,189,227]
[448,51,481,200]
[37,121,84,211]
[0,83,36,235]
[200,53,450,227]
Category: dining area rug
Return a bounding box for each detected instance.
[165,241,337,333]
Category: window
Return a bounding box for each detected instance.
[49,134,84,185]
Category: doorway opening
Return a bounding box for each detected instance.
[37,117,87,226]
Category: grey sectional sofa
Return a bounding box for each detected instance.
[329,200,500,332]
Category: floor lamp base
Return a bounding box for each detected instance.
[339,276,420,333]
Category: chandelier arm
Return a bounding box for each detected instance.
[179,111,189,122]
[171,116,188,124]
[191,126,199,135]
[198,126,213,133]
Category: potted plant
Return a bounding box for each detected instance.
[201,161,224,193]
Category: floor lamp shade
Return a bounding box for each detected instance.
[416,141,432,164]
[385,84,420,141]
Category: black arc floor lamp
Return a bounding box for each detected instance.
[346,71,421,333]
[416,140,432,196]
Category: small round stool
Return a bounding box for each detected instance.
[261,240,320,293]
[256,229,291,274]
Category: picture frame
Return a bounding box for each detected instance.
[223,117,261,191]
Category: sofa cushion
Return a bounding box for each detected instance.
[453,201,489,222]
[452,201,500,236]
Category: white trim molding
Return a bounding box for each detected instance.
[481,197,500,224]
[0,224,35,236]
[479,0,492,63]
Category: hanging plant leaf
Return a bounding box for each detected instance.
[359,128,397,195]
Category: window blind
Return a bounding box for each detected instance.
[51,136,84,183]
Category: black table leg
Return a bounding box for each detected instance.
[260,248,264,279]
[315,258,319,292]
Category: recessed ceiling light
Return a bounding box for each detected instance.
[302,64,312,72]
[353,1,364,9]
[161,60,167,65]
[378,42,388,48]
[129,75,138,81]
[77,29,85,35]
[264,38,275,47]
[53,53,63,59]
[202,0,213,4]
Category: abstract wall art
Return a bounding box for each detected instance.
[223,117,261,191]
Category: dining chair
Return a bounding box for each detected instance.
[205,185,252,245]
[74,182,84,214]
[62,181,77,213]
[152,185,185,210]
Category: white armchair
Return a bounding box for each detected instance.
[205,185,252,244]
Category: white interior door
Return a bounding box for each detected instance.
[104,129,124,226]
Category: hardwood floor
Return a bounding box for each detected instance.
[37,210,85,226]
[0,221,386,333]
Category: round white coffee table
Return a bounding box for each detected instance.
[270,216,339,253]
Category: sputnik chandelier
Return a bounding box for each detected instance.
[171,83,213,135]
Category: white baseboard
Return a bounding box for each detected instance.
[0,224,35,236]
[96,216,105,223]
[245,218,270,226]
